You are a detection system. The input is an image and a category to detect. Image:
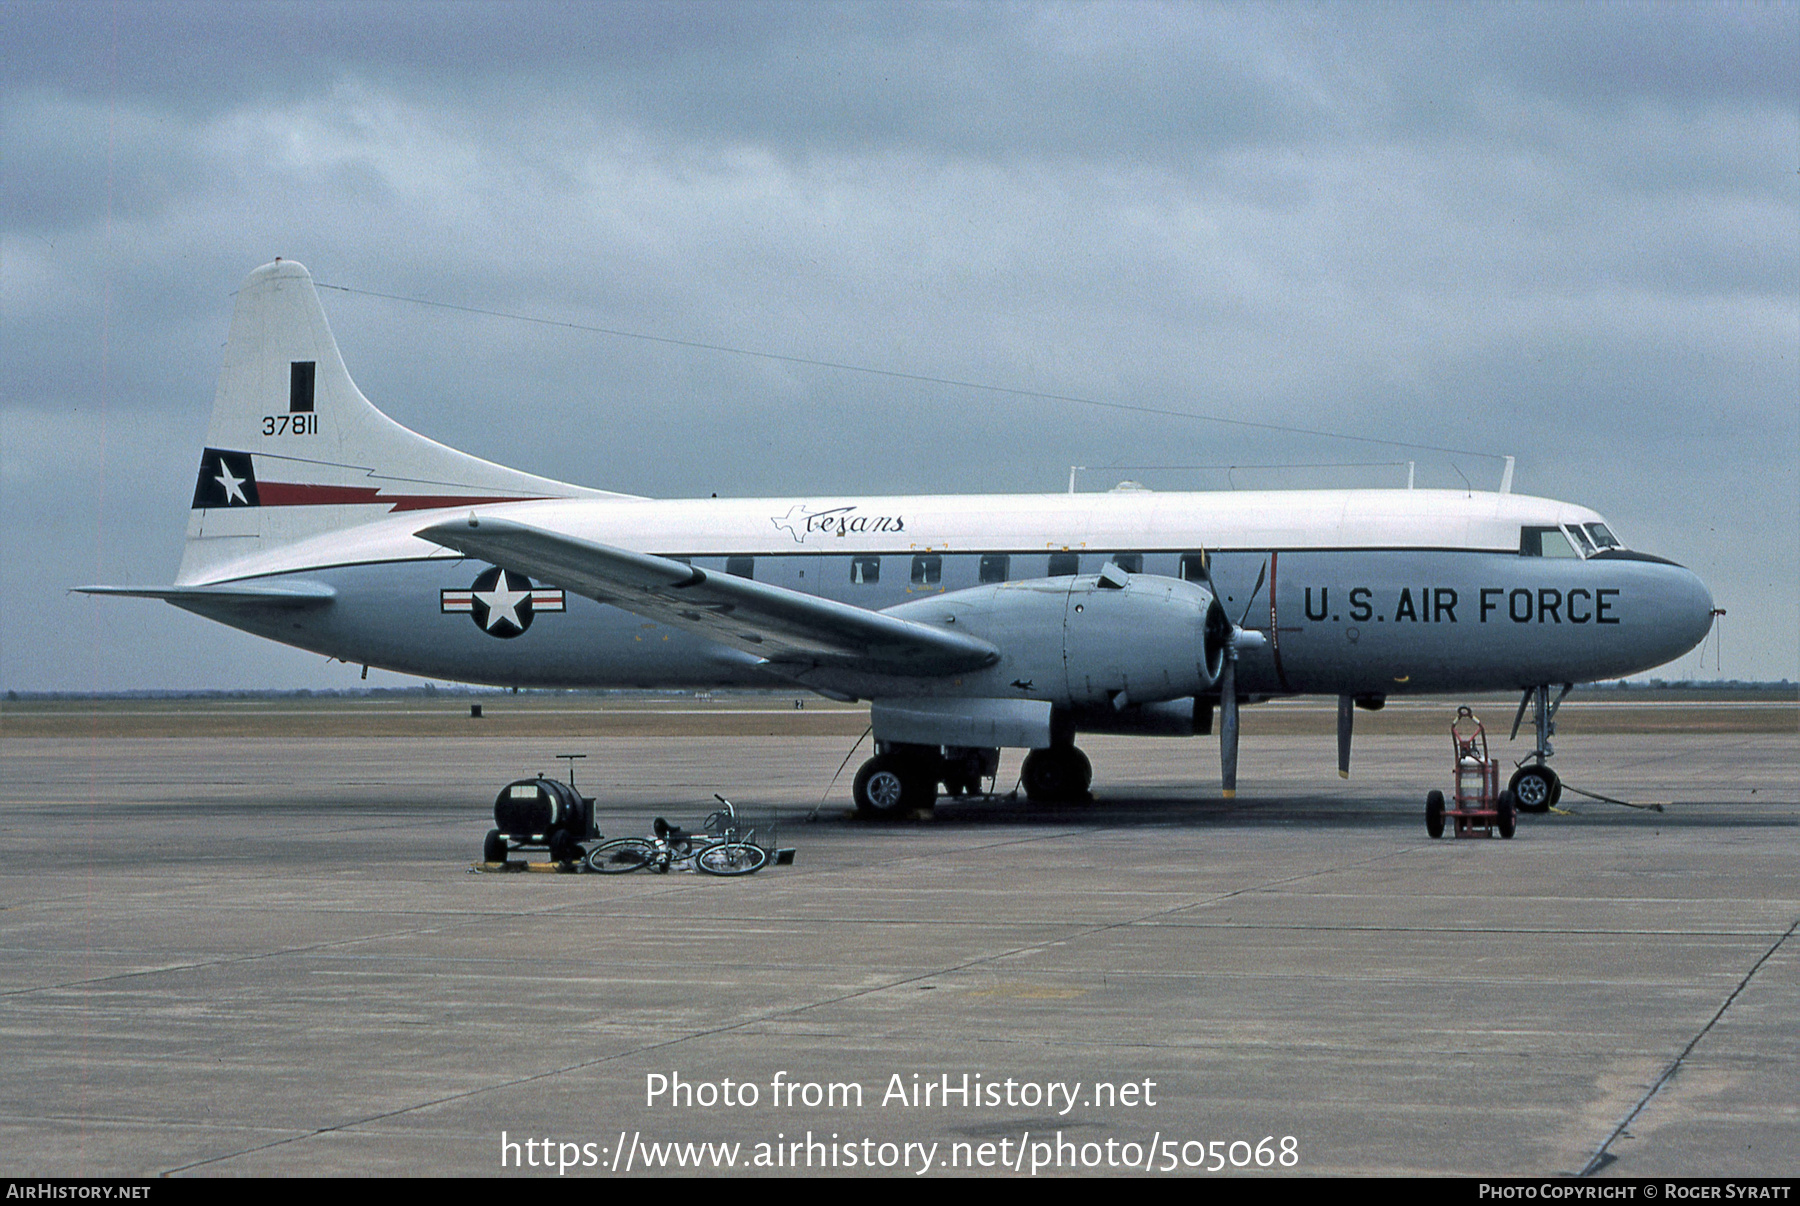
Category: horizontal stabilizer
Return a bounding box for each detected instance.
[416,516,998,676]
[74,582,335,608]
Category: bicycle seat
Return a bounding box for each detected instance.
[653,817,689,842]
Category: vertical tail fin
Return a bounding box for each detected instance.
[179,260,618,583]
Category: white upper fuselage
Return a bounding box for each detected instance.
[187,486,1604,584]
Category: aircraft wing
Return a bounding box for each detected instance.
[415,516,999,676]
[73,582,336,607]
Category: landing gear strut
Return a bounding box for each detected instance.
[1508,683,1570,814]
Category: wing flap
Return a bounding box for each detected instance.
[415,516,998,676]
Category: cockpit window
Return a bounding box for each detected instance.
[1519,526,1578,558]
[1585,523,1621,550]
[1565,525,1596,556]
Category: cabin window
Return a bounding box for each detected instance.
[910,554,942,586]
[1566,525,1596,556]
[1585,523,1621,550]
[1048,552,1080,577]
[1179,552,1210,582]
[725,556,755,579]
[979,554,1010,584]
[850,555,880,585]
[1519,527,1578,558]
[1109,552,1143,574]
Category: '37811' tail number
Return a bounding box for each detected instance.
[262,414,318,436]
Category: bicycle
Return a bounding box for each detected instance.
[585,796,768,876]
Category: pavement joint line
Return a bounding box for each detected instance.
[1577,910,1800,1178]
[0,895,634,999]
[158,840,1422,1173]
[1,835,1451,999]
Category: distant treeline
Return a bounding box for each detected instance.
[5,681,1794,702]
[4,686,710,701]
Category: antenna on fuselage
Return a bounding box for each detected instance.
[1500,456,1516,495]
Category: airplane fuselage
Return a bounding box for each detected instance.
[176,487,1715,703]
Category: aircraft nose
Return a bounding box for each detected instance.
[1660,561,1718,660]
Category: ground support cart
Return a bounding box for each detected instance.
[1426,707,1516,840]
[483,774,597,866]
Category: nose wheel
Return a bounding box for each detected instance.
[1508,764,1561,813]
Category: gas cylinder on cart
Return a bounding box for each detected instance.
[1456,748,1487,803]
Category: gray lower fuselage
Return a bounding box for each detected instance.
[178,544,1715,703]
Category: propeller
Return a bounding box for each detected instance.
[1200,553,1268,799]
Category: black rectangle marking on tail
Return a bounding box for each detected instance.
[290,361,316,413]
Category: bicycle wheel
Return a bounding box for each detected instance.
[586,838,656,874]
[694,841,767,876]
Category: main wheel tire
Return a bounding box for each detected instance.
[853,754,931,818]
[586,838,655,874]
[482,828,509,863]
[1021,747,1092,803]
[1425,789,1445,839]
[1067,747,1093,794]
[1496,789,1517,839]
[695,842,768,876]
[1509,765,1560,813]
[548,830,583,864]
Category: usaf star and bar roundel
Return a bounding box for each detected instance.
[441,567,565,638]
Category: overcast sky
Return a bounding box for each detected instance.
[3,0,1795,691]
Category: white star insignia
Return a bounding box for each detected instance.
[214,460,248,504]
[474,574,531,631]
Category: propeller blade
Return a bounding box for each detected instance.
[1238,559,1268,628]
[1337,693,1353,779]
[1219,654,1239,798]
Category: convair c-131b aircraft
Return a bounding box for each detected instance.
[81,260,1717,817]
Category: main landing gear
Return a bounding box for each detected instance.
[1020,746,1092,804]
[1508,683,1570,814]
[851,744,1004,818]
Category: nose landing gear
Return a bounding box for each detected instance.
[1508,683,1570,814]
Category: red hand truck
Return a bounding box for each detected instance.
[1426,706,1516,839]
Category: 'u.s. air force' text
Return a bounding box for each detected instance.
[1303,587,1621,625]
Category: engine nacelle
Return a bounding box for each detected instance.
[884,570,1229,709]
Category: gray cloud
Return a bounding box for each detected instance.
[4,1,1794,689]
